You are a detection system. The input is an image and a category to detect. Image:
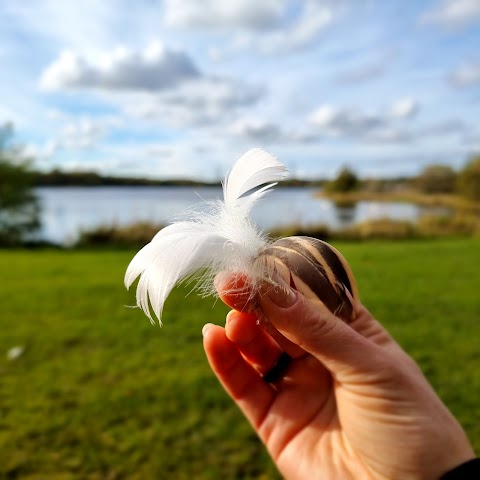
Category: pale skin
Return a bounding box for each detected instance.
[202,275,475,480]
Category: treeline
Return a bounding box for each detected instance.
[33,168,327,188]
[324,156,480,201]
[33,169,218,187]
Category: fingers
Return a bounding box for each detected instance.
[225,310,282,375]
[217,273,306,358]
[215,273,255,312]
[257,280,388,381]
[202,323,275,430]
[215,272,392,381]
[217,271,393,351]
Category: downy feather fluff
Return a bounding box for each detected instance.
[125,148,289,324]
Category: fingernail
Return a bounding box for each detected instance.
[262,278,297,308]
[202,323,214,337]
[225,310,235,325]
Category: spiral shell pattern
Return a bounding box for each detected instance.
[255,236,358,322]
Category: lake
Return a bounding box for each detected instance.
[35,186,448,245]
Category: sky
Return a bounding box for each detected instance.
[1,0,480,181]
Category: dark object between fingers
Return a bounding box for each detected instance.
[440,458,480,479]
[263,352,292,384]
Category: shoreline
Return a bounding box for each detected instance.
[316,190,480,213]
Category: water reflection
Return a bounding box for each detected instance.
[333,202,358,226]
[36,186,450,245]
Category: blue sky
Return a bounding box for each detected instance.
[1,0,479,180]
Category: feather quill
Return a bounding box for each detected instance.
[125,148,289,324]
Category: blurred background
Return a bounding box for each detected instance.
[1,1,479,478]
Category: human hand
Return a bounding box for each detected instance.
[202,275,475,480]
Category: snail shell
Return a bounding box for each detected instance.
[254,236,358,323]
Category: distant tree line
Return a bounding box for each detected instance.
[33,169,218,187]
[325,157,480,201]
[33,169,325,188]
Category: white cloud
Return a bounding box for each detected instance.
[229,118,283,142]
[56,117,121,150]
[39,43,265,128]
[20,139,58,165]
[1,1,121,55]
[40,42,199,92]
[255,2,336,54]
[308,99,428,143]
[229,103,421,146]
[203,0,344,58]
[228,115,324,144]
[35,113,124,159]
[309,105,383,136]
[421,0,480,28]
[93,140,228,180]
[1,1,169,60]
[58,121,101,150]
[389,98,419,119]
[122,77,264,127]
[335,60,386,84]
[420,119,469,139]
[334,50,395,85]
[449,62,480,87]
[164,0,285,30]
[366,127,412,144]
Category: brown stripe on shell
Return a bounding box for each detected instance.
[264,241,333,291]
[260,245,340,315]
[256,236,356,322]
[310,238,358,300]
[274,236,356,299]
[272,237,340,297]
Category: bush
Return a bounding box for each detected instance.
[342,218,418,240]
[325,166,359,193]
[77,210,480,250]
[76,221,164,248]
[0,124,40,245]
[417,214,480,238]
[416,165,456,194]
[271,214,480,242]
[457,156,480,201]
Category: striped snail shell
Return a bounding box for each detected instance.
[254,236,358,323]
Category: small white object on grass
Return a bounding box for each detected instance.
[7,346,25,361]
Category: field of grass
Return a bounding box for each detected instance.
[1,239,479,478]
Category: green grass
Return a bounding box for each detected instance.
[0,239,479,478]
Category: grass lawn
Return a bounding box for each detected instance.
[0,239,479,478]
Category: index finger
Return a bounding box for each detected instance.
[214,272,256,312]
[215,272,307,358]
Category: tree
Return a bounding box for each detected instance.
[457,155,480,201]
[415,164,456,194]
[0,124,40,245]
[325,166,359,193]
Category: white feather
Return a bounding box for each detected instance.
[124,148,289,324]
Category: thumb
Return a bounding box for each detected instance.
[257,279,388,381]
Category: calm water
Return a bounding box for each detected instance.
[36,186,448,245]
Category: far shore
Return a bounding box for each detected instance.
[316,189,480,213]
